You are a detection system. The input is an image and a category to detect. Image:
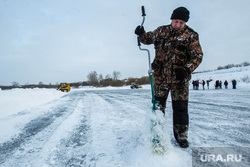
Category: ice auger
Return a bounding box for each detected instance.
[137,6,159,111]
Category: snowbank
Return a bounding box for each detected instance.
[192,66,250,84]
[0,88,65,119]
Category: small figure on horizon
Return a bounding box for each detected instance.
[192,80,196,90]
[215,80,220,89]
[206,79,212,89]
[232,79,237,89]
[196,80,200,90]
[224,80,228,89]
[202,80,205,90]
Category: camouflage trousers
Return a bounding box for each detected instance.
[154,82,189,140]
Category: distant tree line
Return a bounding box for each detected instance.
[0,70,150,90]
[2,62,249,90]
[193,61,250,74]
[217,61,249,70]
[86,70,149,87]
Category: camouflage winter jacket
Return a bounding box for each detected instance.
[139,24,203,85]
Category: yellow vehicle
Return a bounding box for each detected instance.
[130,83,142,89]
[58,83,70,92]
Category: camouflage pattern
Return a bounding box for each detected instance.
[140,24,203,88]
[139,24,203,141]
[174,124,188,140]
[154,82,189,101]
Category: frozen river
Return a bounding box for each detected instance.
[0,87,250,167]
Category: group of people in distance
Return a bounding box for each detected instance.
[192,79,237,90]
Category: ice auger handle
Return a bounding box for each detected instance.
[141,6,146,16]
[137,36,141,46]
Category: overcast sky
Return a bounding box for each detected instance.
[1,0,250,85]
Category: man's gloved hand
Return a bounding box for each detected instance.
[175,67,190,81]
[135,26,145,35]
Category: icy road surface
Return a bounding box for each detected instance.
[0,88,250,167]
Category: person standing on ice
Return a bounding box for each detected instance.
[224,80,228,89]
[232,79,237,89]
[135,7,203,148]
[202,80,205,90]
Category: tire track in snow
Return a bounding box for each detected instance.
[84,89,165,167]
[0,101,71,164]
[85,90,150,167]
[188,89,250,147]
[87,92,126,167]
[49,92,94,167]
[0,93,88,166]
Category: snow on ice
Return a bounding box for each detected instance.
[0,66,249,167]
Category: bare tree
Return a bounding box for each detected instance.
[38,81,44,85]
[98,74,103,82]
[105,74,112,79]
[12,81,19,87]
[243,61,250,66]
[87,71,98,85]
[112,71,121,81]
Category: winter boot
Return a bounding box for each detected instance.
[176,138,189,148]
[174,124,189,148]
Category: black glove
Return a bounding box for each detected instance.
[135,26,145,35]
[175,67,190,81]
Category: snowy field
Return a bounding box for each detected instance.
[0,67,250,167]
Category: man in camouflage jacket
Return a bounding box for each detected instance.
[135,7,203,148]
